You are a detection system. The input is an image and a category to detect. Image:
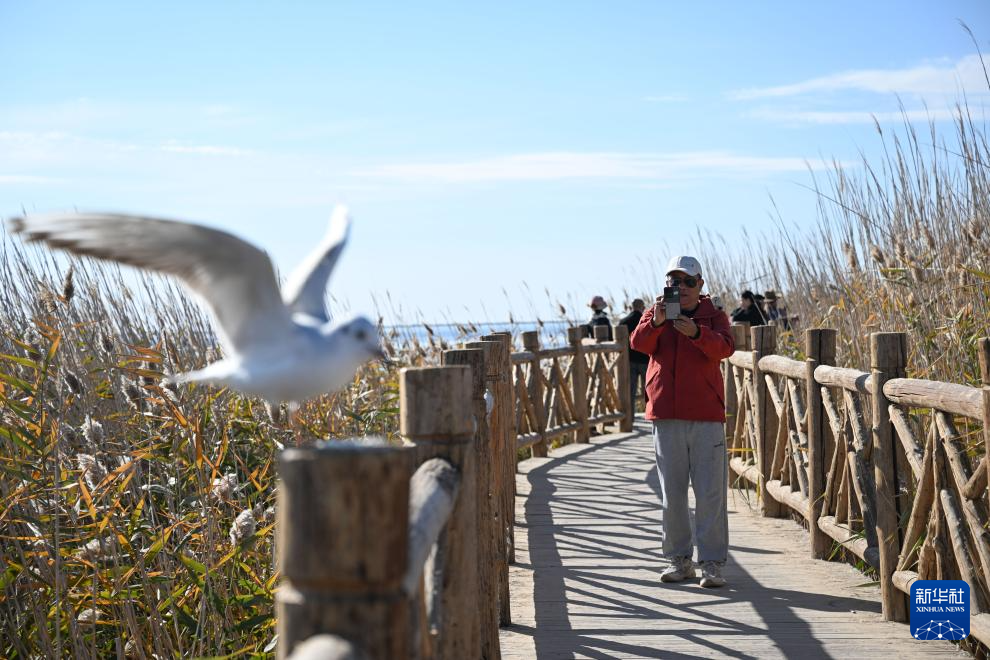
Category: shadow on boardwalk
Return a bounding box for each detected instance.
[500,418,965,660]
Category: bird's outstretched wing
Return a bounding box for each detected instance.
[9,212,293,354]
[280,205,350,323]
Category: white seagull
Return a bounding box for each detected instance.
[8,206,385,407]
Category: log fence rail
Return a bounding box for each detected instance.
[726,323,990,647]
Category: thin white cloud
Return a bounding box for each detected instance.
[0,130,140,165]
[750,105,988,125]
[160,141,254,157]
[357,151,828,183]
[731,54,989,100]
[645,93,689,103]
[0,175,61,185]
[0,131,253,159]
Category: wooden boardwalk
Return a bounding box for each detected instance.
[500,418,967,659]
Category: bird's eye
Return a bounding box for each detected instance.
[355,329,367,341]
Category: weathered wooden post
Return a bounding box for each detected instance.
[871,332,909,622]
[521,331,548,457]
[723,324,744,486]
[479,332,514,624]
[568,326,591,443]
[806,328,836,558]
[442,348,500,660]
[276,444,411,659]
[401,365,482,657]
[591,325,611,434]
[752,324,782,517]
[731,323,751,351]
[725,323,750,454]
[979,338,990,505]
[614,324,633,432]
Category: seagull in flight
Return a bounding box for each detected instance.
[8,206,385,408]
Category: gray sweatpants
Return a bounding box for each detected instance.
[652,419,728,563]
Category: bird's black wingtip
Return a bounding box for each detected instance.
[5,217,26,234]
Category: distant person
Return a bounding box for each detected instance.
[584,295,613,340]
[619,298,649,409]
[763,290,790,330]
[730,290,765,326]
[630,256,734,588]
[754,292,766,320]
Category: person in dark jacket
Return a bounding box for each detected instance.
[584,295,613,340]
[619,298,649,410]
[730,290,766,326]
[763,289,790,330]
[630,255,735,589]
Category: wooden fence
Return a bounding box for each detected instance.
[726,323,990,643]
[276,326,634,659]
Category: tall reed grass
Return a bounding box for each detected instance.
[692,104,990,382]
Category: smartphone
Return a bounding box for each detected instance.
[663,286,680,319]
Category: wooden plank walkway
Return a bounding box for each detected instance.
[500,418,967,659]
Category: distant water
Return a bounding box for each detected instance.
[382,320,581,350]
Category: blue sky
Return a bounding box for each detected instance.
[2,1,988,323]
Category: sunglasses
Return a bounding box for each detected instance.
[666,276,699,288]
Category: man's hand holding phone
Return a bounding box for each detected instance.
[650,295,667,327]
[652,287,699,338]
[652,286,680,327]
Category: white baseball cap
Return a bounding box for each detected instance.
[665,255,703,278]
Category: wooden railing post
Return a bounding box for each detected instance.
[592,325,611,434]
[568,326,591,443]
[979,338,990,505]
[731,322,751,352]
[806,328,836,558]
[400,365,481,657]
[442,348,500,660]
[871,332,909,622]
[614,324,633,432]
[725,323,750,454]
[276,445,411,659]
[479,332,514,623]
[752,324,782,517]
[521,331,548,457]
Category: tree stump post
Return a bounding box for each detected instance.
[870,332,909,622]
[442,348,500,659]
[401,365,482,657]
[806,328,836,558]
[276,445,411,660]
[724,323,749,483]
[521,331,548,457]
[479,332,515,623]
[752,324,782,517]
[731,322,751,351]
[725,323,749,450]
[614,324,634,432]
[979,338,990,505]
[568,326,591,444]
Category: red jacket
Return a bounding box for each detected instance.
[629,296,735,422]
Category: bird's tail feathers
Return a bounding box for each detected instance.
[166,362,233,387]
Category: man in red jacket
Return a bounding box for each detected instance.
[630,255,735,588]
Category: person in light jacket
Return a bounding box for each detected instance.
[630,255,735,588]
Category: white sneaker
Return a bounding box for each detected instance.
[660,557,695,583]
[700,561,726,588]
